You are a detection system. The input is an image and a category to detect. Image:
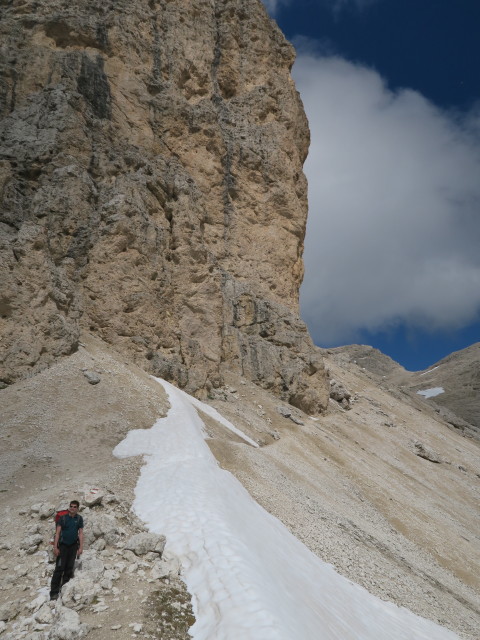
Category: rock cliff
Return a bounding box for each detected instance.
[0,0,329,412]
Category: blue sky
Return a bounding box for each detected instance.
[264,0,480,371]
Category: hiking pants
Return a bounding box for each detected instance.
[50,542,77,597]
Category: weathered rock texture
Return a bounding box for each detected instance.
[0,0,329,412]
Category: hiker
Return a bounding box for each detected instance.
[50,500,84,600]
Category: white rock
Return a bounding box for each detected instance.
[35,603,54,624]
[61,575,100,610]
[27,593,48,611]
[78,551,104,580]
[48,606,89,639]
[91,539,106,552]
[83,488,104,507]
[83,513,118,546]
[124,533,166,557]
[27,524,41,535]
[21,534,43,553]
[0,599,21,622]
[161,550,181,577]
[39,504,56,520]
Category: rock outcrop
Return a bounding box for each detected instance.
[0,0,328,413]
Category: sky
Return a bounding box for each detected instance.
[263,0,480,371]
[114,377,459,639]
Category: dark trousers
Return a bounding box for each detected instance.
[50,543,77,597]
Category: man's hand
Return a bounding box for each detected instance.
[53,546,60,557]
[77,548,83,558]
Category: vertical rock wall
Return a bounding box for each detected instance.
[0,0,329,413]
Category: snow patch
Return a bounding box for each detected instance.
[417,387,445,398]
[114,378,458,640]
[419,366,440,376]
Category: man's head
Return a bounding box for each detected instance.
[68,500,80,515]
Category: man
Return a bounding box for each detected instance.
[50,500,84,600]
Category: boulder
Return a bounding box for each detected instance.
[414,442,442,463]
[0,599,21,622]
[83,488,104,507]
[124,533,166,557]
[61,575,101,610]
[77,551,104,580]
[27,593,48,612]
[48,606,89,639]
[83,512,118,546]
[39,504,56,519]
[35,603,54,625]
[21,533,43,553]
[329,379,351,409]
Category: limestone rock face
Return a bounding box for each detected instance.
[0,0,329,412]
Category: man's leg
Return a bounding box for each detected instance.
[61,544,77,586]
[50,545,68,599]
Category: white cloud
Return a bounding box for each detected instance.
[294,54,480,344]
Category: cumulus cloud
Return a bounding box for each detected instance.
[294,54,480,344]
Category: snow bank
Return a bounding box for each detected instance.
[417,387,445,398]
[114,378,458,640]
[419,366,440,376]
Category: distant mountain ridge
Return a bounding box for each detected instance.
[324,342,480,439]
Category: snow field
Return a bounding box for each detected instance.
[114,378,459,640]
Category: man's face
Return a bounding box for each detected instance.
[68,503,79,516]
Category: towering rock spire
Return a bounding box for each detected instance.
[0,0,328,413]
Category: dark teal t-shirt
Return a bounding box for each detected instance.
[59,514,83,545]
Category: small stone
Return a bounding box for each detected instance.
[277,406,292,418]
[83,370,101,385]
[111,624,122,630]
[414,442,441,463]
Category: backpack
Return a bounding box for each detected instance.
[50,509,69,546]
[55,509,69,524]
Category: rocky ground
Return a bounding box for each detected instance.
[1,334,479,639]
[0,488,193,640]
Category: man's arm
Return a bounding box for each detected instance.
[53,524,61,557]
[77,527,84,557]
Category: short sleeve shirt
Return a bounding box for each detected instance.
[59,514,84,545]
